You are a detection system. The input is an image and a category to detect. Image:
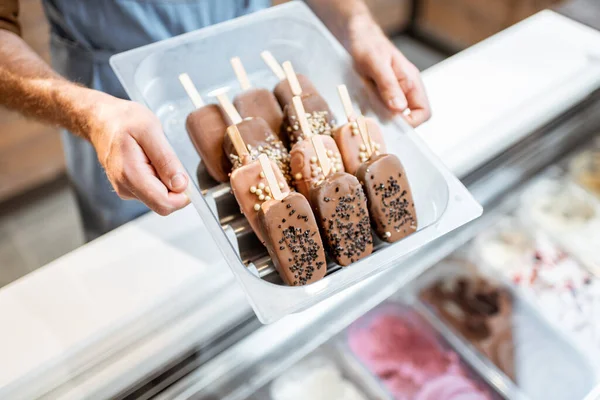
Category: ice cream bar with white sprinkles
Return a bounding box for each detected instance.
[229,128,290,244]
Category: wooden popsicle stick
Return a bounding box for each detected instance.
[261,51,285,80]
[230,57,252,91]
[311,135,331,178]
[337,84,355,122]
[216,91,243,125]
[282,61,303,96]
[292,96,313,139]
[356,115,373,157]
[258,154,285,201]
[227,125,250,161]
[178,73,205,109]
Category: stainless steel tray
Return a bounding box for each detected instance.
[249,341,393,400]
[410,260,596,400]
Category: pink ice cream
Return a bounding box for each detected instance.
[415,375,492,400]
[347,308,492,400]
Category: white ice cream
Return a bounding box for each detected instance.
[518,178,600,275]
[270,355,367,400]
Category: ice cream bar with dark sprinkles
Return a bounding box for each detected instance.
[258,154,327,286]
[357,153,417,243]
[259,192,327,285]
[310,172,373,266]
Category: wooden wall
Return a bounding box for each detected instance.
[272,0,413,34]
[416,0,566,50]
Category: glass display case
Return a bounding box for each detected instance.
[129,89,600,400]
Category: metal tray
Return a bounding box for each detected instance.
[251,341,393,400]
[343,301,506,400]
[411,259,597,400]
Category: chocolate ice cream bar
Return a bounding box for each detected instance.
[179,73,229,183]
[261,51,321,109]
[310,172,373,266]
[356,153,417,242]
[420,275,516,381]
[185,105,230,183]
[230,57,284,135]
[258,155,327,286]
[289,96,344,197]
[290,137,344,198]
[283,93,336,145]
[280,61,335,145]
[222,117,289,172]
[259,192,327,285]
[234,88,284,135]
[217,92,291,183]
[274,74,320,109]
[229,128,290,243]
[333,85,387,175]
[334,118,386,175]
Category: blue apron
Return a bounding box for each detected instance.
[42,0,270,240]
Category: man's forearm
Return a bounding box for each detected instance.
[0,30,101,140]
[304,0,379,50]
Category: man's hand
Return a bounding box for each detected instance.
[0,30,189,216]
[305,0,431,127]
[88,93,190,216]
[348,19,431,127]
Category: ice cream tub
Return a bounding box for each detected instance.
[345,302,503,400]
[109,1,482,323]
[470,216,600,367]
[569,137,600,199]
[412,259,596,400]
[517,176,600,277]
[259,342,393,400]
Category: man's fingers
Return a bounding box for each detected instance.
[129,163,190,216]
[404,77,431,127]
[121,136,190,215]
[131,119,189,193]
[392,55,432,127]
[365,58,408,112]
